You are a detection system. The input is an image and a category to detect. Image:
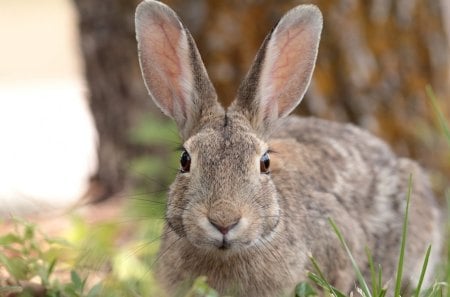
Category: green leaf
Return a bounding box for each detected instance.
[70,270,83,291]
[63,284,79,297]
[0,253,28,280]
[24,223,35,240]
[0,233,23,245]
[87,283,102,297]
[295,282,317,297]
[0,286,23,294]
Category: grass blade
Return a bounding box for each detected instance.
[295,282,317,297]
[423,282,448,297]
[328,218,372,297]
[446,192,450,297]
[309,257,336,295]
[394,174,413,297]
[309,257,347,297]
[378,264,384,297]
[414,245,432,297]
[426,85,450,147]
[366,247,379,297]
[307,273,347,297]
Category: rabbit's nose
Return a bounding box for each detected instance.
[208,218,240,235]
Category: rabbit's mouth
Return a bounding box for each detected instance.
[210,237,254,252]
[182,212,281,253]
[217,238,231,250]
[213,231,256,251]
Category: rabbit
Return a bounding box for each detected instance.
[135,1,442,296]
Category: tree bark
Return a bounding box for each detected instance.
[73,0,161,201]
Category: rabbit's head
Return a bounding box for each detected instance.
[136,0,322,253]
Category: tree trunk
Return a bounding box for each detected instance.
[73,0,161,201]
[74,0,450,200]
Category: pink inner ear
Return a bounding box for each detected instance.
[140,15,190,117]
[260,25,316,118]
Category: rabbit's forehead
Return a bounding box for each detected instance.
[183,113,269,170]
[189,129,264,154]
[185,127,267,166]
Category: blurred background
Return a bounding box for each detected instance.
[0,0,449,215]
[0,0,95,214]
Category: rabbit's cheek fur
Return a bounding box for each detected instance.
[179,178,282,251]
[165,175,192,238]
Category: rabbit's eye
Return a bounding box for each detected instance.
[180,150,191,173]
[260,152,270,174]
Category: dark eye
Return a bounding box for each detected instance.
[260,152,270,174]
[180,150,191,173]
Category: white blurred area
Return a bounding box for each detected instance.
[0,0,97,215]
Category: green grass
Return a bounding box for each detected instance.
[329,217,372,297]
[365,247,386,297]
[0,218,101,297]
[2,191,446,297]
[303,174,446,297]
[414,245,432,297]
[426,86,450,148]
[446,192,450,297]
[427,86,450,297]
[393,175,412,297]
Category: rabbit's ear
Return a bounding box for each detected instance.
[231,5,322,135]
[136,0,222,140]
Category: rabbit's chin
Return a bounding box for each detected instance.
[186,235,262,254]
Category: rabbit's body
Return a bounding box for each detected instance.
[135,1,442,296]
[271,116,441,290]
[155,115,441,296]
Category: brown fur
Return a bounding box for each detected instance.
[135,1,442,296]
